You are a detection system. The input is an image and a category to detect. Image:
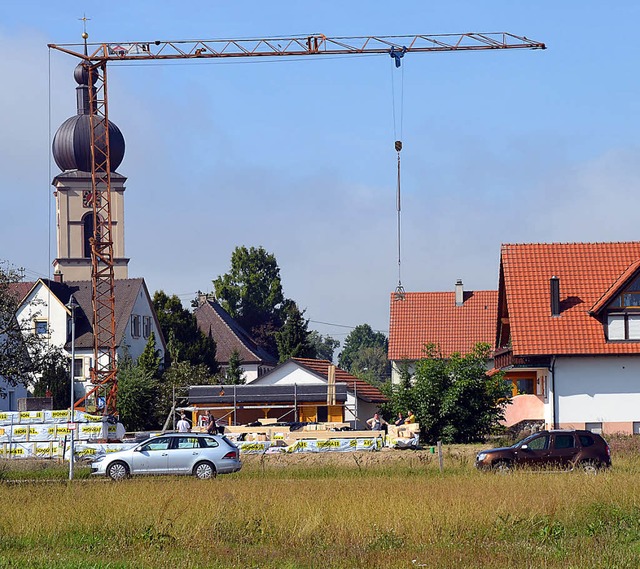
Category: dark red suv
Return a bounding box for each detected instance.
[475,430,611,473]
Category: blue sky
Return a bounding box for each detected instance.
[2,1,640,344]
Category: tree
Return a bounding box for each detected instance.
[225,349,245,385]
[275,301,315,362]
[137,331,162,378]
[404,343,510,444]
[213,246,284,356]
[0,262,48,396]
[350,345,390,384]
[308,331,340,362]
[338,324,389,376]
[32,348,70,409]
[116,351,159,431]
[153,291,218,373]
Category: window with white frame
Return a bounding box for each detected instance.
[131,315,141,338]
[607,314,640,340]
[143,316,151,339]
[73,358,83,378]
[606,275,640,340]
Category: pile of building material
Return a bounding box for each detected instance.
[0,410,126,459]
[386,424,420,449]
[200,419,392,454]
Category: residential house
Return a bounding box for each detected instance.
[193,296,277,382]
[0,283,40,410]
[495,242,640,434]
[14,277,166,404]
[249,357,388,429]
[388,280,498,383]
[189,358,388,429]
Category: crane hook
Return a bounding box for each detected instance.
[389,46,407,68]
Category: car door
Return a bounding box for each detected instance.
[168,436,203,473]
[550,433,579,468]
[516,433,550,467]
[130,436,171,474]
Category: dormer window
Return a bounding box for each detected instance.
[606,275,640,340]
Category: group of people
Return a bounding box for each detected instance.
[366,410,415,431]
[176,411,221,435]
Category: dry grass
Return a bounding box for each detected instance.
[1,442,640,568]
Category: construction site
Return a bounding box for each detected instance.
[0,24,548,465]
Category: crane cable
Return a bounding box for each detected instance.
[390,48,406,300]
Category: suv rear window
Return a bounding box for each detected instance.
[579,434,595,447]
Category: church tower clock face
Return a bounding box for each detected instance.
[82,190,102,209]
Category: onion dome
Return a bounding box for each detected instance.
[52,63,125,172]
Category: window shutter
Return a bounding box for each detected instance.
[608,315,625,340]
[628,315,640,339]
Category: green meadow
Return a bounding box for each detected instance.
[1,440,640,568]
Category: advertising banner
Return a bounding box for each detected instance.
[43,410,71,423]
[284,437,382,453]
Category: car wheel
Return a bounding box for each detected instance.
[107,461,129,481]
[579,460,599,475]
[493,460,513,474]
[193,461,216,480]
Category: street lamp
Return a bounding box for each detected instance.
[66,293,78,481]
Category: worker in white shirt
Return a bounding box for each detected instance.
[176,414,191,432]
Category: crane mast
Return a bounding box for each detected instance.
[48,32,545,416]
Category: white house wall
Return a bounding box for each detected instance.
[0,379,28,411]
[554,356,640,434]
[121,285,165,362]
[16,284,68,350]
[251,363,325,386]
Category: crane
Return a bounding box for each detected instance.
[47,32,545,416]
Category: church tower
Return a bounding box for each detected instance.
[51,63,129,281]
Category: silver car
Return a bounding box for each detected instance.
[91,433,242,480]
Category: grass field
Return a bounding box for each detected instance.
[2,439,640,568]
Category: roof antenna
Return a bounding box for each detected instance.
[394,139,405,301]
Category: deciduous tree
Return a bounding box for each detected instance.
[0,262,48,396]
[212,246,284,357]
[393,343,510,444]
[116,351,159,431]
[153,291,218,374]
[308,331,340,362]
[338,324,388,377]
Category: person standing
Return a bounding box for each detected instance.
[177,414,191,433]
[206,410,218,435]
[366,412,387,431]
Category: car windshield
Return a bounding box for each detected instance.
[513,433,540,448]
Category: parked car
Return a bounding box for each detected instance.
[91,433,242,480]
[475,430,611,473]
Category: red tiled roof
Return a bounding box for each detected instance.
[501,242,640,356]
[291,358,388,403]
[590,259,640,315]
[388,290,498,360]
[6,281,36,303]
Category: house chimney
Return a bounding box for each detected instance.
[54,271,63,283]
[550,276,560,316]
[455,279,464,307]
[197,292,208,306]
